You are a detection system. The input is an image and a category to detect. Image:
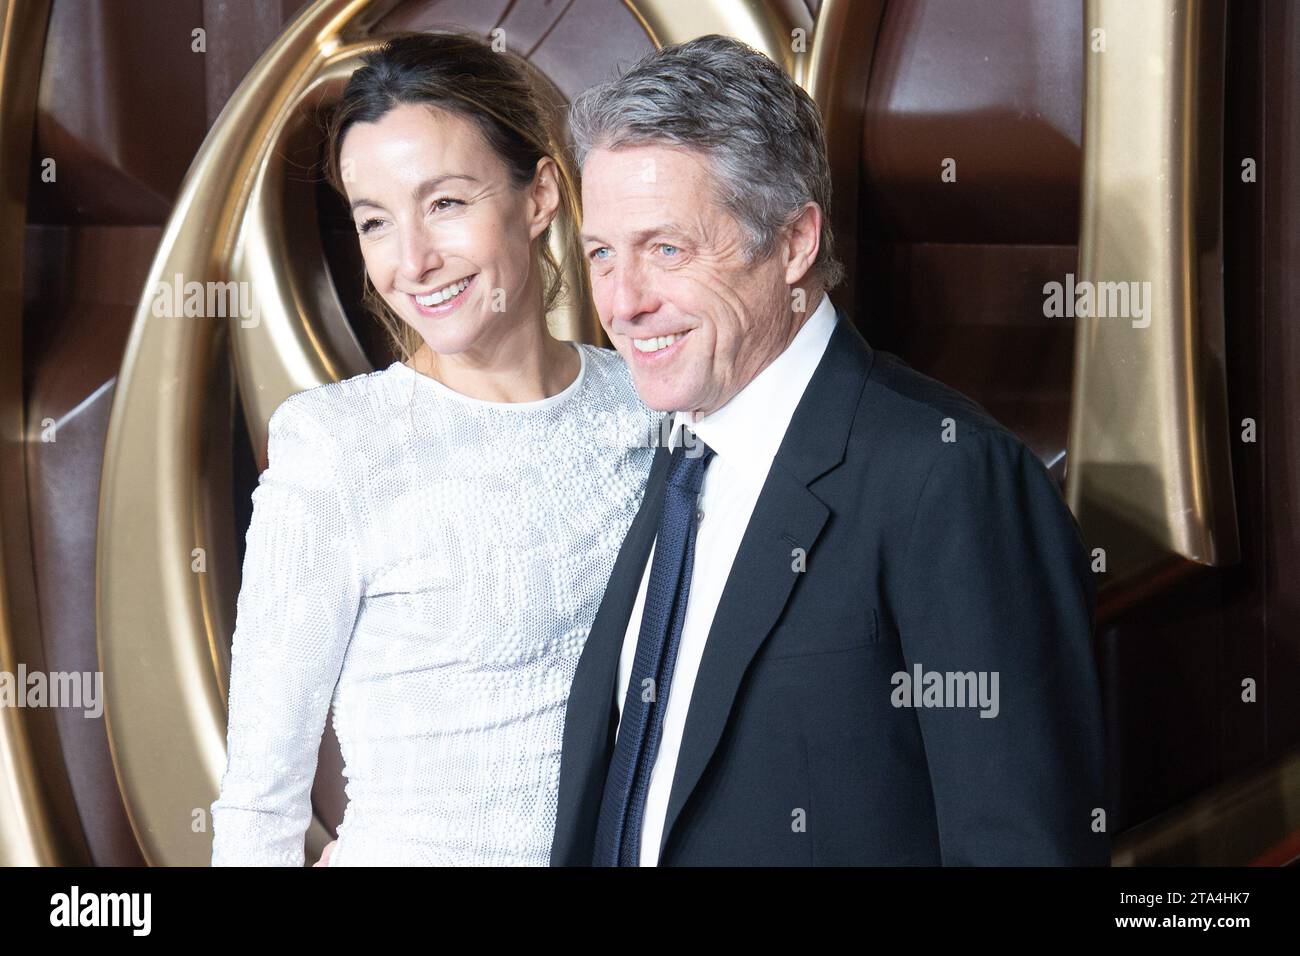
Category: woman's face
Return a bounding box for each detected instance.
[339,103,558,357]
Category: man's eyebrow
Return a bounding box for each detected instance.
[349,173,480,212]
[580,225,691,246]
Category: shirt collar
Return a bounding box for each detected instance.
[668,292,838,468]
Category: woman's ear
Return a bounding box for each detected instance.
[527,156,562,240]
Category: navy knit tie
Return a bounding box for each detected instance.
[593,431,716,866]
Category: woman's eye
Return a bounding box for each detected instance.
[357,217,384,234]
[431,198,463,213]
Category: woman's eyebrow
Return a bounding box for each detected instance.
[411,173,480,199]
[349,173,480,213]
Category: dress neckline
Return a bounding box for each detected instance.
[390,341,586,411]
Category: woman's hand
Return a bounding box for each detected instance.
[313,840,337,867]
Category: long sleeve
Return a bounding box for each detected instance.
[210,397,364,866]
[897,428,1110,865]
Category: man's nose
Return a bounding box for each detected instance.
[397,225,443,284]
[606,257,659,327]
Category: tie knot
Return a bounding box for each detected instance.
[666,429,714,492]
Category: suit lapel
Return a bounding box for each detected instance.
[657,314,875,860]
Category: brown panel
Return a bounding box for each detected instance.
[1,0,85,868]
[1220,0,1271,780]
[201,0,313,124]
[23,224,159,865]
[1097,569,1224,831]
[28,0,207,225]
[862,0,1082,244]
[379,0,656,100]
[877,242,1078,474]
[1258,0,1300,752]
[853,0,1085,475]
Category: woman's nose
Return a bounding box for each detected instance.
[397,226,444,284]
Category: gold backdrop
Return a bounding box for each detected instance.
[0,0,1248,866]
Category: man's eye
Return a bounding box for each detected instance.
[659,244,680,256]
[357,217,385,234]
[588,247,610,261]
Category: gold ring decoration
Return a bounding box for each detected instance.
[1067,0,1239,582]
[0,0,68,867]
[803,0,886,316]
[98,0,818,865]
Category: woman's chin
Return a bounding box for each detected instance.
[399,295,527,358]
[412,327,492,358]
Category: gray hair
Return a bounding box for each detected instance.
[569,34,844,291]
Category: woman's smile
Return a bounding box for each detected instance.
[408,273,478,317]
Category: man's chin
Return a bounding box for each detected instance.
[611,341,703,412]
[627,373,694,415]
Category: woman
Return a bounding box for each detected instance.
[209,31,659,865]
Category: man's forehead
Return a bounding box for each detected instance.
[582,142,714,186]
[579,196,715,248]
[580,145,722,233]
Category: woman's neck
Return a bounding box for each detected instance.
[407,319,580,404]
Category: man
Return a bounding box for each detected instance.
[551,34,1109,866]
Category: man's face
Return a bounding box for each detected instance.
[581,144,801,415]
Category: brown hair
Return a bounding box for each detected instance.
[324,31,585,363]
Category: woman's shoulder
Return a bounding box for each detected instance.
[571,342,666,448]
[574,342,639,399]
[259,364,421,489]
[269,362,409,439]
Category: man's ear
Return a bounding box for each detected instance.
[528,156,562,240]
[783,202,822,285]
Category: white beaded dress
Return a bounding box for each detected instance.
[209,343,660,866]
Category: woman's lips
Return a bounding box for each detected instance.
[408,273,477,317]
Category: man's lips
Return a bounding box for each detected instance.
[630,330,690,353]
[626,328,691,364]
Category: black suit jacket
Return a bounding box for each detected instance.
[551,313,1109,865]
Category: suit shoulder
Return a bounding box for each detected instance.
[849,347,1059,499]
[859,348,1023,453]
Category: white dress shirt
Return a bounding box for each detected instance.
[614,292,839,865]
